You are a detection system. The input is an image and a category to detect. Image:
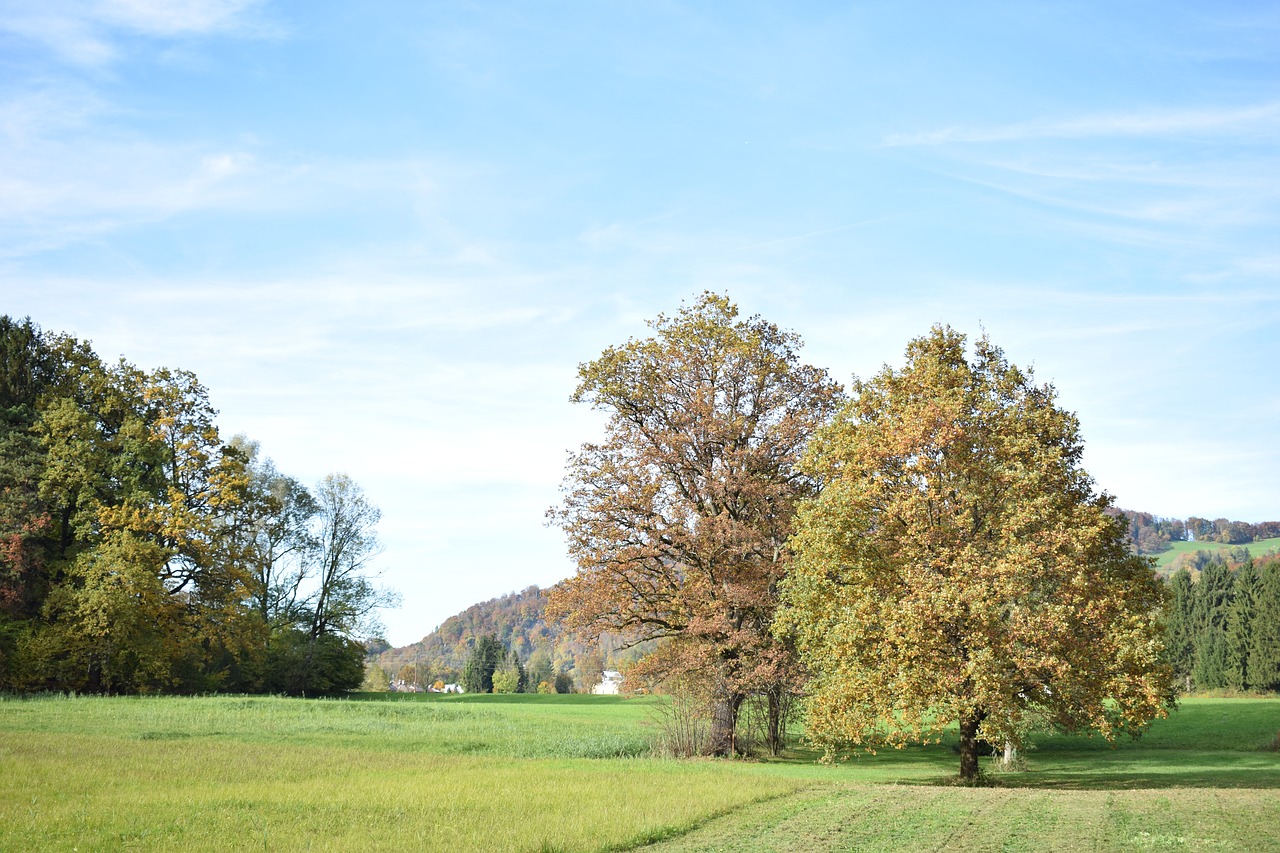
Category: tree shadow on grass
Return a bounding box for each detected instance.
[992,770,1280,790]
[778,742,1280,791]
[988,750,1280,790]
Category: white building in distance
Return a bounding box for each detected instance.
[591,670,624,695]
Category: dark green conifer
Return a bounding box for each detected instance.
[1191,560,1233,689]
[462,633,504,693]
[1247,560,1280,691]
[1223,560,1259,691]
[1165,569,1196,686]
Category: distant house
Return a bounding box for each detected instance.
[591,670,624,695]
[389,679,423,693]
[442,683,464,694]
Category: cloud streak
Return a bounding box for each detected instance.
[885,102,1280,146]
[0,0,272,65]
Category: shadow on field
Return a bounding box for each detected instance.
[350,691,635,706]
[989,751,1280,790]
[994,769,1280,790]
[780,742,1280,791]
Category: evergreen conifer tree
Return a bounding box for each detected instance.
[1223,560,1259,691]
[1248,560,1280,692]
[1165,570,1196,687]
[1191,560,1232,690]
[513,650,527,693]
[462,633,503,693]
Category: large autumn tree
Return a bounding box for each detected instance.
[548,293,842,755]
[776,326,1173,782]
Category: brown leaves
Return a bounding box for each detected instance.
[549,293,842,697]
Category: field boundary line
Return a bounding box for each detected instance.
[615,784,826,850]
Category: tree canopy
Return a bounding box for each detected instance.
[776,326,1174,781]
[548,293,842,754]
[0,316,392,696]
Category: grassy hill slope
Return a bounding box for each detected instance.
[1153,536,1280,571]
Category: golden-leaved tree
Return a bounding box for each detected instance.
[32,362,257,692]
[549,293,842,755]
[776,326,1174,782]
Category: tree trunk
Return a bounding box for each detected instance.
[706,689,743,757]
[767,687,784,755]
[958,711,985,783]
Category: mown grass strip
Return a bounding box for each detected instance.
[642,784,1280,852]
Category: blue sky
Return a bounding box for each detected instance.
[2,1,1277,646]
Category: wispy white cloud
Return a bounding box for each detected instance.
[883,107,1280,251]
[94,0,263,36]
[885,102,1280,147]
[0,132,264,256]
[0,82,477,259]
[942,166,1275,232]
[0,0,273,65]
[0,83,107,142]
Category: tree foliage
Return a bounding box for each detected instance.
[309,474,393,641]
[1249,558,1280,691]
[548,293,842,754]
[777,326,1174,781]
[376,585,606,693]
[491,648,526,693]
[462,633,505,694]
[1170,553,1280,693]
[1165,569,1196,687]
[0,316,392,695]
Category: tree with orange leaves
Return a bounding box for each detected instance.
[777,326,1174,782]
[548,293,842,755]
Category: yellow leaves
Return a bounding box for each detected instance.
[778,325,1175,762]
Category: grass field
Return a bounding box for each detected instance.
[1152,536,1280,570]
[1,693,1278,851]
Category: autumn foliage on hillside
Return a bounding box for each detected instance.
[375,585,643,692]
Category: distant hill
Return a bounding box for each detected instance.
[1109,508,1280,575]
[1153,537,1280,574]
[376,585,647,691]
[379,586,556,676]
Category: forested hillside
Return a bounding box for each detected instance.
[1110,508,1280,567]
[375,585,648,692]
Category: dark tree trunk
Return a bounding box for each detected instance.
[706,689,744,757]
[958,711,986,783]
[766,687,784,755]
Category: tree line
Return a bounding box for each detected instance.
[453,633,576,694]
[0,317,394,695]
[1109,508,1280,556]
[1165,551,1280,693]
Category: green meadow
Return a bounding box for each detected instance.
[1,694,1278,852]
[1153,537,1280,570]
